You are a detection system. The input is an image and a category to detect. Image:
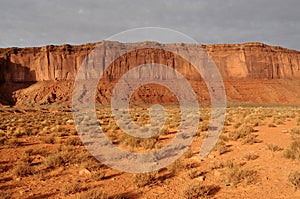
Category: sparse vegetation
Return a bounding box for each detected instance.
[214,140,229,155]
[290,127,300,136]
[284,140,300,160]
[13,161,32,177]
[76,189,108,199]
[243,153,259,161]
[1,106,300,198]
[225,164,258,187]
[62,180,81,195]
[288,171,300,190]
[266,143,282,152]
[187,169,203,179]
[229,124,255,141]
[133,172,159,187]
[182,183,220,199]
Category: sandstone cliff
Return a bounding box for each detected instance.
[1,41,300,82]
[0,41,300,105]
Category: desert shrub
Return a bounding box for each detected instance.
[226,165,257,187]
[79,157,102,171]
[13,127,27,138]
[290,127,300,136]
[64,137,83,146]
[187,169,203,179]
[62,181,81,195]
[242,134,262,145]
[119,134,140,148]
[42,146,86,168]
[214,140,229,155]
[0,133,8,145]
[92,168,106,181]
[13,161,32,177]
[133,172,159,187]
[233,122,242,129]
[266,143,282,152]
[40,134,55,144]
[140,137,159,150]
[251,119,263,127]
[168,159,183,175]
[268,123,276,128]
[297,117,300,126]
[288,171,300,190]
[7,138,21,147]
[209,159,234,171]
[0,190,11,199]
[243,153,259,161]
[43,153,64,168]
[76,189,108,199]
[20,152,34,163]
[182,183,220,199]
[274,118,284,125]
[229,124,254,141]
[183,148,193,159]
[219,135,229,142]
[199,121,209,132]
[284,140,300,160]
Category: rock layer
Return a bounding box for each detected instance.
[0,41,300,105]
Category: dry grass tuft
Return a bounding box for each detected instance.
[288,171,300,190]
[266,143,282,152]
[133,172,159,187]
[13,161,33,177]
[243,153,259,161]
[187,169,204,179]
[226,164,258,187]
[284,140,300,160]
[229,124,255,141]
[182,183,220,199]
[62,180,81,195]
[76,189,108,199]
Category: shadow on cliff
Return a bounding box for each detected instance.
[0,58,37,105]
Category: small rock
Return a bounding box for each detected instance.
[208,154,215,159]
[282,129,288,133]
[198,176,205,181]
[79,168,91,176]
[66,119,74,125]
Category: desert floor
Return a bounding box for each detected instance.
[1,104,300,198]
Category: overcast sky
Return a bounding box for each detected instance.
[1,0,299,50]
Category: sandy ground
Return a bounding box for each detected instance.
[1,105,300,198]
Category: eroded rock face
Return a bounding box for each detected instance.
[0,41,300,105]
[0,41,300,83]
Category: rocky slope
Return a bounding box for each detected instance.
[0,41,300,106]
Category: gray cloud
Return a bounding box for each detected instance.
[0,0,299,50]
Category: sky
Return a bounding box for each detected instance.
[1,0,299,50]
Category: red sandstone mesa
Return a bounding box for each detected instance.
[0,41,300,105]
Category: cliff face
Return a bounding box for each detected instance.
[206,43,300,79]
[1,41,300,106]
[0,41,300,83]
[0,44,95,82]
